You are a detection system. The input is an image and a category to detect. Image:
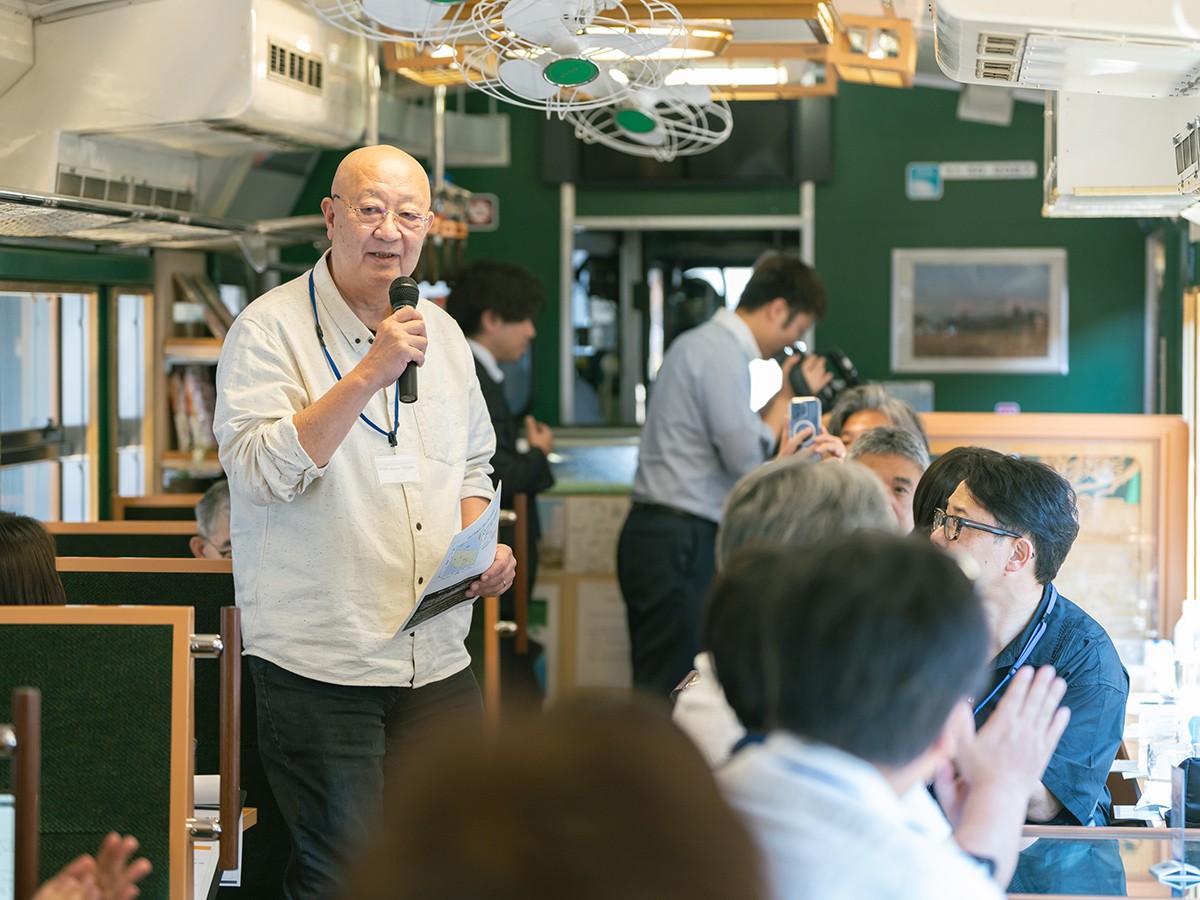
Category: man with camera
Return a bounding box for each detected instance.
[616,251,841,698]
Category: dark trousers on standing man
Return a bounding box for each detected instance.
[616,502,718,700]
[249,657,484,900]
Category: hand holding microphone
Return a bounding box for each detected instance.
[389,276,421,403]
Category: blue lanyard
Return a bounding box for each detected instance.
[309,270,399,447]
[973,585,1058,716]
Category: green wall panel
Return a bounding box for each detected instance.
[813,83,1151,413]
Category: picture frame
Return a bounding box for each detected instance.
[923,412,1189,659]
[891,248,1068,374]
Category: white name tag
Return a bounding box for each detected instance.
[375,452,421,484]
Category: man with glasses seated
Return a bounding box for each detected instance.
[929,451,1128,828]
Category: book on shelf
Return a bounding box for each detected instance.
[167,365,217,453]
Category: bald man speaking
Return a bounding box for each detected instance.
[214,146,514,900]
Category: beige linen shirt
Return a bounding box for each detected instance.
[214,252,496,687]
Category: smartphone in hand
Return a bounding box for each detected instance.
[790,396,822,447]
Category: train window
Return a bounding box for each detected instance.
[0,286,97,520]
[115,290,152,498]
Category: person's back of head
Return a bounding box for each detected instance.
[716,458,895,567]
[737,250,827,322]
[911,445,1003,536]
[341,694,767,900]
[960,454,1079,584]
[0,511,65,605]
[191,480,231,560]
[714,534,988,768]
[444,259,544,338]
[710,460,896,732]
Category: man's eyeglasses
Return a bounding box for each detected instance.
[932,508,1023,542]
[332,194,432,232]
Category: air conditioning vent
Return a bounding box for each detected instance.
[268,39,323,92]
[976,59,1016,81]
[978,33,1021,57]
[55,168,194,212]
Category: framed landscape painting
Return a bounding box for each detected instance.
[891,248,1068,374]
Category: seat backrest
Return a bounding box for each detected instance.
[54,557,287,896]
[47,521,195,558]
[111,493,205,521]
[0,606,194,900]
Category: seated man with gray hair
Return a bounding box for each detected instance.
[190,479,231,560]
[844,425,930,534]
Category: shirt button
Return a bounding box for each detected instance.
[416,522,422,530]
[368,337,374,344]
[418,576,424,585]
[355,338,361,344]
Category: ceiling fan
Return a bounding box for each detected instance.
[459,0,685,112]
[564,81,733,160]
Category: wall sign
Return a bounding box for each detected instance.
[466,193,499,232]
[906,160,1038,200]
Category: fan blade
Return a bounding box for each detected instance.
[576,68,628,101]
[575,29,671,58]
[498,56,562,100]
[362,0,457,31]
[502,0,578,49]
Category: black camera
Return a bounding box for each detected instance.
[787,345,862,409]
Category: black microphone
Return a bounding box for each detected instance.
[389,276,420,403]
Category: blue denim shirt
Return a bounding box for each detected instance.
[974,582,1130,826]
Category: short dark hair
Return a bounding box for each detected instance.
[911,445,1003,536]
[960,454,1079,584]
[709,534,987,767]
[0,511,66,605]
[736,251,827,321]
[445,260,544,337]
[827,384,928,450]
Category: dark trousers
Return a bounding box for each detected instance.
[616,504,718,700]
[249,657,483,900]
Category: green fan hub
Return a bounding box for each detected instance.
[544,57,599,87]
[615,108,657,134]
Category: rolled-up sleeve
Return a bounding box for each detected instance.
[215,315,325,507]
[1042,676,1128,825]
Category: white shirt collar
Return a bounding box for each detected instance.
[467,338,504,383]
[712,306,763,361]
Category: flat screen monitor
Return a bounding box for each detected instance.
[541,97,832,187]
